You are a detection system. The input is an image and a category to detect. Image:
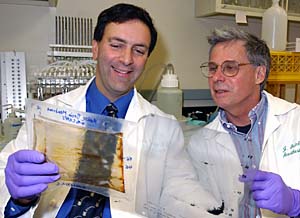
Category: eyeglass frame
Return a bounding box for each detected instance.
[200,60,254,78]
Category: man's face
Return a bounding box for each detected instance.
[208,40,265,116]
[92,20,151,102]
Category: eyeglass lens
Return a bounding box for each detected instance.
[201,60,249,77]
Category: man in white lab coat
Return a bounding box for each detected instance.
[0,3,219,218]
[187,27,300,218]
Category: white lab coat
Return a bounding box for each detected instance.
[187,91,300,218]
[0,78,218,218]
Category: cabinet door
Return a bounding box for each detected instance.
[195,0,271,17]
[195,0,300,21]
[287,0,300,20]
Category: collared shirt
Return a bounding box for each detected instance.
[86,79,134,119]
[5,78,134,218]
[219,92,268,218]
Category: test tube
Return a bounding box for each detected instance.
[37,78,44,100]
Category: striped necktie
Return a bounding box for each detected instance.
[105,103,118,118]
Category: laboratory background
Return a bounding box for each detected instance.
[0,0,300,148]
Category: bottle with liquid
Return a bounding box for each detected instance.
[156,63,183,120]
[261,0,287,51]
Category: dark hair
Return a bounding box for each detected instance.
[93,3,157,56]
[207,27,271,91]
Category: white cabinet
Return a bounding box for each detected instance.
[195,0,300,22]
[0,0,58,7]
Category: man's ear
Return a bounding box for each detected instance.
[92,40,98,60]
[255,66,266,85]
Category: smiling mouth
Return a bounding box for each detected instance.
[215,89,227,94]
[112,66,132,74]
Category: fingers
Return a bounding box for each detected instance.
[7,150,59,175]
[5,168,60,186]
[13,150,45,163]
[250,180,269,191]
[6,175,49,199]
[251,187,271,201]
[12,162,59,175]
[239,169,258,183]
[252,199,271,210]
[241,170,280,193]
[251,170,273,181]
[239,169,295,215]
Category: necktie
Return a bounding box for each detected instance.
[68,104,118,217]
[105,103,118,118]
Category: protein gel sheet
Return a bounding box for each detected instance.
[33,118,124,193]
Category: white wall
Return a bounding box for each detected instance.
[0,0,299,90]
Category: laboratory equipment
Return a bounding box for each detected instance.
[266,51,300,103]
[28,60,96,100]
[156,63,183,120]
[0,51,27,122]
[27,15,95,100]
[2,105,22,142]
[48,16,93,63]
[262,0,288,51]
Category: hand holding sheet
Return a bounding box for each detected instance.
[5,150,60,199]
[240,169,300,216]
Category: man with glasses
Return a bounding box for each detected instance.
[187,27,300,218]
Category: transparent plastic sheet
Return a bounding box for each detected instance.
[186,126,260,218]
[26,99,138,200]
[134,116,230,218]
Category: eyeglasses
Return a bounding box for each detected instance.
[200,60,253,78]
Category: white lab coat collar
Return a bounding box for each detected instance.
[264,91,297,115]
[262,91,297,152]
[125,90,158,123]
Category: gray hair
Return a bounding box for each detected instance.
[207,27,271,91]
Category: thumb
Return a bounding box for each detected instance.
[239,168,259,183]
